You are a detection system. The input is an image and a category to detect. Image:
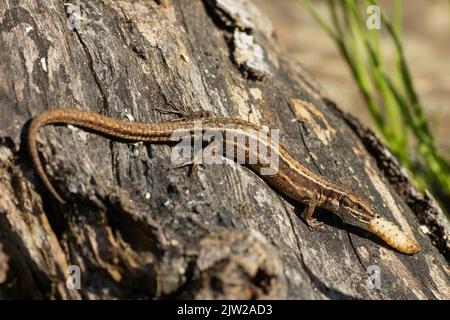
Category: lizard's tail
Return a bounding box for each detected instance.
[28,112,67,203]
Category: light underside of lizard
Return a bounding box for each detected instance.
[27,108,420,255]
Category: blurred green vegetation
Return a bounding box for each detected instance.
[296,0,450,212]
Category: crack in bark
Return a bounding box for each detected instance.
[285,211,359,299]
[283,93,324,175]
[74,29,109,112]
[345,232,383,300]
[282,202,323,299]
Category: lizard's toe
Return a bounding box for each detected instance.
[306,218,326,232]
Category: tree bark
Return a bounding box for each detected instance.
[0,0,448,299]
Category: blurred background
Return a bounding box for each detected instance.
[256,0,450,211]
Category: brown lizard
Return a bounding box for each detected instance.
[27,108,420,255]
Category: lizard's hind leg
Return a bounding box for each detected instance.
[154,102,213,121]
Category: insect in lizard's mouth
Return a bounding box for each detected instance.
[368,215,420,255]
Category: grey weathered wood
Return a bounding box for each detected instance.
[0,0,448,299]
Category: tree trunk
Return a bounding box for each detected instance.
[0,0,448,299]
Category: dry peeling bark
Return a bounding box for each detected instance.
[0,0,449,299]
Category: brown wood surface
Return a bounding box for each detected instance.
[0,0,448,299]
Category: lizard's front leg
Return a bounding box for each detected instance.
[303,194,325,231]
[170,145,205,175]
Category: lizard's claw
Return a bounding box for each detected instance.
[170,161,204,175]
[306,218,326,232]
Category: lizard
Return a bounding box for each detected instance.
[27,108,420,255]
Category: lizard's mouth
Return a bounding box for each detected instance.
[336,206,372,229]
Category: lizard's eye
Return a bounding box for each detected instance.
[355,204,363,211]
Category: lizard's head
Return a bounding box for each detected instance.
[337,193,375,226]
[337,193,420,254]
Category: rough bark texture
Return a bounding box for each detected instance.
[0,0,449,299]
